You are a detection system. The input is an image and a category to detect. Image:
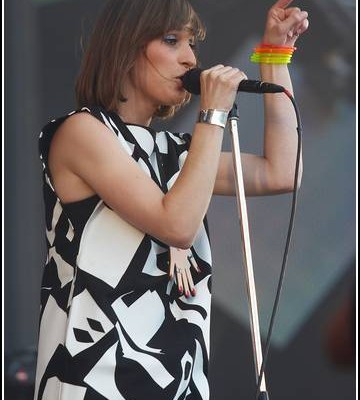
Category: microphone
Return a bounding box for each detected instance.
[181,68,285,94]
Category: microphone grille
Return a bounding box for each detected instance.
[181,68,202,95]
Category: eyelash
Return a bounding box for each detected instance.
[163,35,196,49]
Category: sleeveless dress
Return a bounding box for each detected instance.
[34,106,213,400]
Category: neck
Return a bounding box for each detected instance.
[117,91,157,127]
[117,107,152,127]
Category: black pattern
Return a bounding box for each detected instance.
[34,106,213,400]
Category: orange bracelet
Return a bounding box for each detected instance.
[259,43,297,50]
[250,44,297,64]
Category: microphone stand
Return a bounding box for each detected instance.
[227,104,269,400]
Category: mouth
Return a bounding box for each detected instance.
[176,74,189,90]
[174,80,185,92]
[173,76,185,89]
[176,72,188,81]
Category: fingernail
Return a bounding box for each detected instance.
[191,288,196,296]
[185,291,190,298]
[179,286,183,294]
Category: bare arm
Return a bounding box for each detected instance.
[49,113,223,249]
[214,0,308,197]
[49,66,247,249]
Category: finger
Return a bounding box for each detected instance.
[281,10,308,35]
[218,67,247,80]
[295,18,309,35]
[185,268,196,296]
[188,256,201,273]
[182,271,190,298]
[169,261,174,279]
[285,8,308,24]
[175,266,184,294]
[204,65,235,79]
[229,70,248,85]
[210,68,248,90]
[203,64,225,74]
[272,0,294,10]
[284,7,301,18]
[284,6,301,13]
[288,17,309,39]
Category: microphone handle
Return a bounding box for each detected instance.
[181,68,285,94]
[238,80,285,94]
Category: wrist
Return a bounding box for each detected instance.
[250,43,296,65]
[197,109,229,129]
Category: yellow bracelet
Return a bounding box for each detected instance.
[250,44,296,64]
[250,54,293,64]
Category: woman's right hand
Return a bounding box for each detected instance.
[199,65,248,112]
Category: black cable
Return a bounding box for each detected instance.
[255,90,303,399]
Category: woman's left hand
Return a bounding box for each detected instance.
[169,247,200,297]
[263,0,309,46]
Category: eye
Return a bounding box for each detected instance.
[163,34,178,46]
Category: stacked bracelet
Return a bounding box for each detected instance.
[198,109,228,129]
[250,43,296,64]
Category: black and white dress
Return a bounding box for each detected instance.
[34,106,213,400]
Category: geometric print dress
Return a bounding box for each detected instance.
[34,106,213,400]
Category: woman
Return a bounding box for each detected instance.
[34,0,309,399]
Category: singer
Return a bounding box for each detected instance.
[34,0,309,399]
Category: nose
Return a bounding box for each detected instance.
[180,43,196,70]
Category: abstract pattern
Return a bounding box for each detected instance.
[34,106,212,400]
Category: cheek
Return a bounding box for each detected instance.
[130,56,153,89]
[145,42,172,69]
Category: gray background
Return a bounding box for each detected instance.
[5,0,356,399]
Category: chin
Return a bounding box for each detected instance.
[169,92,188,106]
[155,88,187,108]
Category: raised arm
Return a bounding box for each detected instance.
[214,0,309,196]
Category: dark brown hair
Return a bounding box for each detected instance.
[75,0,206,118]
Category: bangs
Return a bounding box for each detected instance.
[163,0,206,41]
[143,0,205,42]
[130,0,206,50]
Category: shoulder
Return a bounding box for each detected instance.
[40,107,115,156]
[43,107,112,136]
[55,110,108,138]
[51,111,119,159]
[40,107,123,179]
[40,106,116,140]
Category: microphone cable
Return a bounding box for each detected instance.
[255,89,303,400]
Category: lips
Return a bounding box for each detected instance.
[176,72,188,80]
[175,74,188,89]
[174,79,185,91]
